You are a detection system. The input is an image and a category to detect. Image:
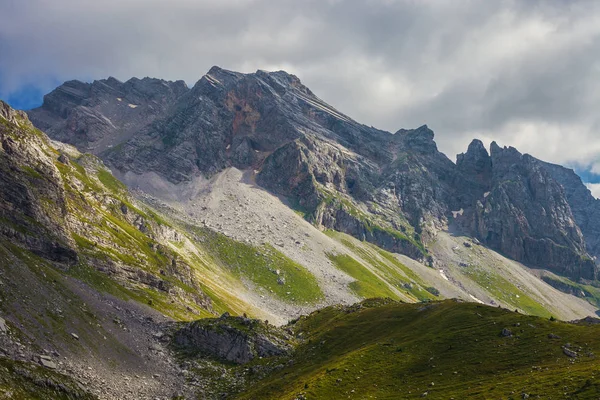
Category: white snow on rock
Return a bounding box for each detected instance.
[469,294,485,304]
[451,208,464,218]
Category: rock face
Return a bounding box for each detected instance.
[1,100,212,311]
[539,161,600,262]
[172,315,292,364]
[0,100,77,263]
[457,142,595,280]
[26,67,600,281]
[28,77,188,153]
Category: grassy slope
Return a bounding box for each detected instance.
[0,357,96,400]
[237,300,600,400]
[327,253,400,300]
[326,230,438,302]
[199,228,323,304]
[328,230,585,319]
[53,150,323,320]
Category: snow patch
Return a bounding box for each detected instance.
[295,93,353,123]
[469,294,485,304]
[439,269,449,281]
[116,98,122,102]
[484,192,491,198]
[204,74,221,86]
[128,104,138,109]
[451,208,464,218]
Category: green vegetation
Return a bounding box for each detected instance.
[326,230,435,301]
[236,300,600,399]
[542,275,600,310]
[326,253,399,299]
[315,185,426,255]
[0,357,96,399]
[67,262,210,320]
[369,224,427,255]
[460,266,552,318]
[20,165,44,179]
[97,167,126,193]
[202,229,323,304]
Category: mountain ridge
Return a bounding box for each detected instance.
[27,66,600,281]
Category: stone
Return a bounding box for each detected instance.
[500,328,513,337]
[0,317,7,333]
[40,358,57,369]
[57,153,70,165]
[71,333,79,340]
[548,333,561,339]
[562,347,578,358]
[173,315,292,364]
[22,67,600,281]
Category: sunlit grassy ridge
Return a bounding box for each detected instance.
[325,230,437,302]
[236,299,600,399]
[327,252,399,299]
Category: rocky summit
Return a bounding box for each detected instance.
[1,67,600,399]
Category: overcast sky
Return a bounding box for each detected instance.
[2,0,600,192]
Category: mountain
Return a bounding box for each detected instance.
[2,66,600,397]
[28,67,599,282]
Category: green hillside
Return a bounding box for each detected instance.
[232,300,600,399]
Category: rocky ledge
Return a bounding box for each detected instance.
[172,313,294,364]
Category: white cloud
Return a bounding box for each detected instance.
[586,183,600,199]
[1,0,600,169]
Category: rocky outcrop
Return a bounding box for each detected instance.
[457,142,595,280]
[539,161,600,262]
[1,100,212,312]
[173,315,293,364]
[457,139,492,189]
[0,100,77,263]
[28,77,188,153]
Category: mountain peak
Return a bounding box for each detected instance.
[399,124,437,153]
[456,138,492,186]
[0,100,32,128]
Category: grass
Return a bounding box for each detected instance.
[20,165,44,179]
[67,262,206,320]
[97,168,126,193]
[315,186,426,256]
[326,253,399,300]
[202,229,323,304]
[236,300,600,399]
[542,275,600,310]
[0,357,97,399]
[460,266,552,318]
[326,231,436,301]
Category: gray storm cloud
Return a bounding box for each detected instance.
[1,0,600,175]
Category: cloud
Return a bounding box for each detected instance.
[2,0,600,172]
[586,183,600,199]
